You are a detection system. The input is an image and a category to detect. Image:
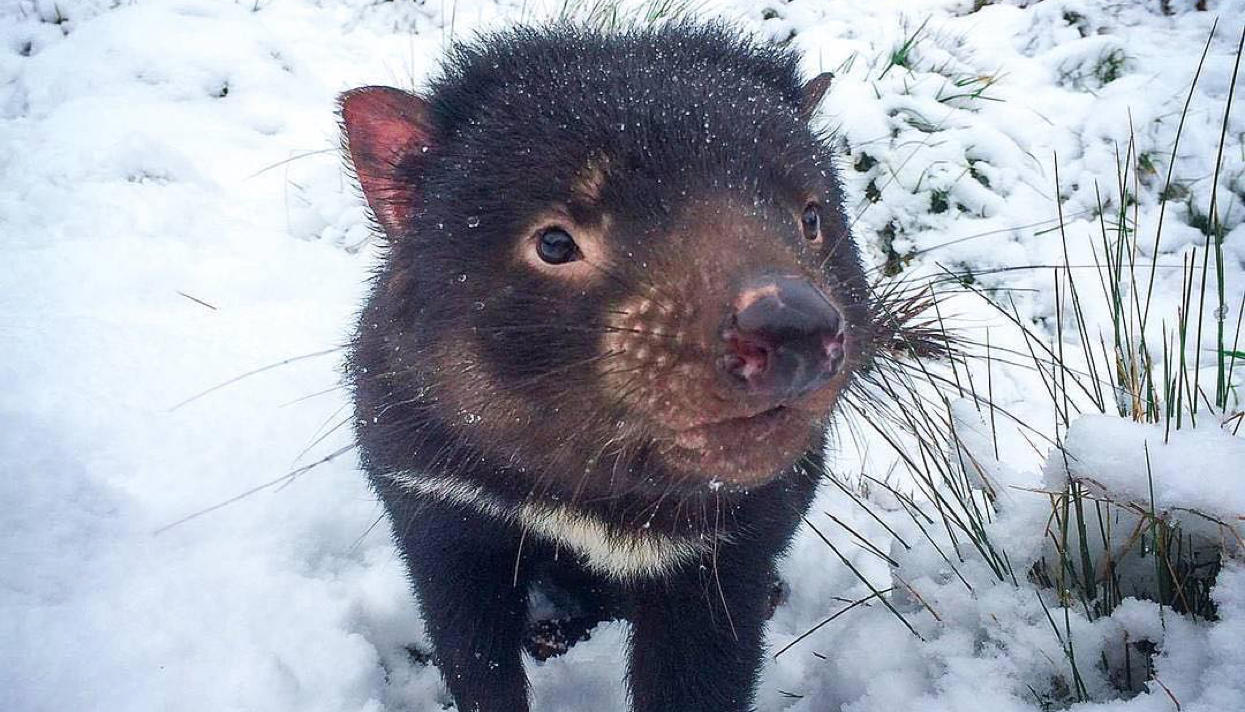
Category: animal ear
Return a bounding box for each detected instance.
[800,72,834,122]
[339,86,435,239]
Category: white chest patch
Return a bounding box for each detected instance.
[384,471,709,581]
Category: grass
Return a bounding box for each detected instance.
[871,16,1005,108]
[814,19,1245,709]
[1017,16,1244,640]
[1055,43,1131,92]
[553,0,705,29]
[1093,48,1128,86]
[835,14,1010,286]
[935,72,1005,107]
[878,17,929,80]
[436,0,707,45]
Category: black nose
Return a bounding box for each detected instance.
[719,276,846,398]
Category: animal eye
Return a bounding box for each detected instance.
[537,228,580,265]
[801,204,821,240]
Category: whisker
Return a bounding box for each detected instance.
[169,346,343,412]
[153,443,357,535]
[278,383,346,408]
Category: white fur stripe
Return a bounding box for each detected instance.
[383,471,706,580]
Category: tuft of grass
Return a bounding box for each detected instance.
[876,220,911,276]
[935,72,1004,106]
[1000,29,1243,662]
[1137,151,1160,180]
[1056,44,1131,92]
[1093,48,1128,86]
[969,161,992,189]
[854,152,879,173]
[1020,16,1240,686]
[1185,197,1228,241]
[555,0,706,30]
[1158,181,1190,202]
[806,20,1243,710]
[878,17,930,80]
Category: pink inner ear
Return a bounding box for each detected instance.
[339,87,434,238]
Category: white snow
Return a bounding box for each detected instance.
[1051,414,1245,522]
[2,0,1243,711]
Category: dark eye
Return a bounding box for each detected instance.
[537,228,579,264]
[801,204,821,240]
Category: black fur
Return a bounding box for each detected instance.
[347,22,869,712]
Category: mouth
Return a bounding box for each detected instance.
[659,401,819,487]
[659,359,851,485]
[671,403,797,452]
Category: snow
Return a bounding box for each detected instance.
[2,0,1243,711]
[1051,415,1245,522]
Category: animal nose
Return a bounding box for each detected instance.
[719,276,846,398]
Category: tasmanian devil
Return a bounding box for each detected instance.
[340,21,871,712]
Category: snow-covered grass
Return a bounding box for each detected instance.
[2,0,1243,711]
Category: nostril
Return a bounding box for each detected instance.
[823,331,846,375]
[722,332,770,383]
[824,306,843,341]
[822,330,845,358]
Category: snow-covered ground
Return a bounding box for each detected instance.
[2,0,1243,710]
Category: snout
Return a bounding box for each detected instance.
[719,276,846,399]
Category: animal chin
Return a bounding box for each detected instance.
[673,405,789,449]
[664,405,815,486]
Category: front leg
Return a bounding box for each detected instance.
[627,551,776,712]
[388,499,532,712]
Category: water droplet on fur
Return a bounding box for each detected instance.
[463,412,481,425]
[456,273,468,283]
[466,216,480,228]
[473,301,485,311]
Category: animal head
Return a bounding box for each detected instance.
[342,24,871,495]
